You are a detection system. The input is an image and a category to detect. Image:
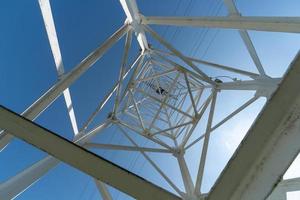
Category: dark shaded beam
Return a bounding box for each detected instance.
[208,51,300,200]
[0,106,181,200]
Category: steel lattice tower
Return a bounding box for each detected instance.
[1,0,300,200]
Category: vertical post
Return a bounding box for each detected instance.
[177,153,195,196]
[194,89,217,195]
[113,30,133,113]
[95,180,113,200]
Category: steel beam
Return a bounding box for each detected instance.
[39,0,79,135]
[142,16,300,33]
[0,24,129,151]
[223,0,266,76]
[153,49,260,79]
[144,26,215,85]
[0,121,110,200]
[185,95,259,150]
[81,54,142,131]
[95,180,113,200]
[267,177,300,200]
[215,78,281,98]
[0,156,59,200]
[0,106,180,200]
[85,143,171,153]
[113,30,133,113]
[207,52,300,200]
[120,0,149,51]
[177,154,195,196]
[195,90,217,195]
[118,126,184,196]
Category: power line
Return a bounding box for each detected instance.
[191,1,223,58]
[157,0,182,49]
[189,0,219,56]
[169,0,195,44]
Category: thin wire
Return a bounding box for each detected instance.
[170,0,195,44]
[189,0,219,56]
[157,0,182,49]
[191,1,223,58]
[199,3,223,59]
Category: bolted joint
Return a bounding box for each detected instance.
[129,81,135,89]
[124,18,131,26]
[172,147,185,157]
[128,19,144,36]
[57,73,66,81]
[193,115,200,122]
[176,67,185,74]
[107,112,117,122]
[143,129,151,137]
[143,48,152,56]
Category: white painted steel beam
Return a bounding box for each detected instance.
[267,177,300,200]
[135,88,194,119]
[136,68,176,83]
[117,121,174,150]
[185,95,259,150]
[181,94,213,148]
[81,54,143,131]
[223,0,266,76]
[0,156,59,200]
[216,78,281,98]
[0,106,180,200]
[0,24,129,151]
[120,0,149,51]
[177,154,195,196]
[39,0,79,135]
[151,53,206,84]
[144,25,215,85]
[216,78,281,90]
[195,90,217,195]
[0,133,13,152]
[113,30,133,114]
[207,52,300,200]
[142,16,300,33]
[184,73,197,115]
[95,180,113,200]
[118,126,184,196]
[129,90,146,130]
[154,49,260,79]
[0,121,110,200]
[85,143,171,153]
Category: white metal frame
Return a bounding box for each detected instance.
[0,0,299,199]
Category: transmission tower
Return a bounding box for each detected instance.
[0,0,300,200]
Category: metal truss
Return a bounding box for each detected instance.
[0,0,299,199]
[267,178,300,200]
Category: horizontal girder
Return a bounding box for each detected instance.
[0,106,180,200]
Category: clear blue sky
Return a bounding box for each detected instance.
[1,0,300,199]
